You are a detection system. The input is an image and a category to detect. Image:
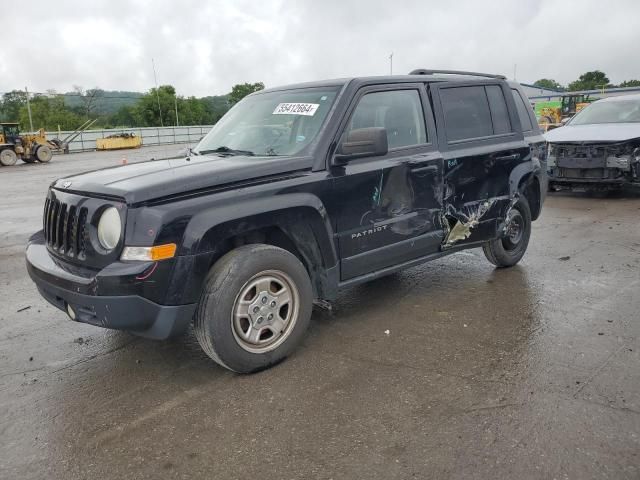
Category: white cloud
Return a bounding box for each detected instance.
[1,0,638,96]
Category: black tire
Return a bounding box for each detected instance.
[35,144,53,162]
[482,196,532,268]
[194,244,313,373]
[0,149,18,166]
[22,155,37,164]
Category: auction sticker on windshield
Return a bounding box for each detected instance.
[273,103,319,116]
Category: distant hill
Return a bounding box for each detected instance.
[62,90,143,115]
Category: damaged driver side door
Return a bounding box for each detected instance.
[330,85,445,281]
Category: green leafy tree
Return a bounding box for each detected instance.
[533,79,563,91]
[109,105,137,128]
[177,96,208,125]
[130,85,233,127]
[1,84,242,129]
[229,82,265,104]
[568,71,611,91]
[18,95,83,131]
[132,85,179,126]
[618,79,640,88]
[132,85,212,127]
[201,95,231,124]
[0,90,28,121]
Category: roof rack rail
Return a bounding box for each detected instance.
[409,69,506,80]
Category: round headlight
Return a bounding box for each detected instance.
[97,207,122,250]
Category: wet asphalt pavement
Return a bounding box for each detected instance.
[1,147,639,479]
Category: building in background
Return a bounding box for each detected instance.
[525,85,640,103]
[520,83,563,99]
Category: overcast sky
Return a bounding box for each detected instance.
[1,0,638,97]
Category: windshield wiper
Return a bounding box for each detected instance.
[265,148,281,156]
[196,146,255,156]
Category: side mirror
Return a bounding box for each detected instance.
[335,127,388,163]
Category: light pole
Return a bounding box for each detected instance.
[174,94,179,127]
[389,53,393,75]
[151,58,164,127]
[25,87,34,132]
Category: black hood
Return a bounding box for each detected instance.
[52,154,313,204]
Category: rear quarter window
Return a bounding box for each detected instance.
[511,89,534,131]
[485,85,512,135]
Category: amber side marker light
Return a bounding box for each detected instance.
[121,243,177,261]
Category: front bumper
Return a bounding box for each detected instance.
[26,232,196,339]
[549,173,638,191]
[548,152,640,190]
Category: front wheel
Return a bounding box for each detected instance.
[0,149,17,166]
[482,196,532,268]
[35,145,53,162]
[194,244,313,373]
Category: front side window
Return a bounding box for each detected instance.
[344,89,427,150]
[195,87,339,157]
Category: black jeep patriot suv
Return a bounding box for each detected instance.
[27,69,547,373]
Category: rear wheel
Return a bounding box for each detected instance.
[482,196,532,268]
[35,145,53,162]
[194,244,313,373]
[0,149,17,166]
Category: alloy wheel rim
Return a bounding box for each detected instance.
[231,270,300,353]
[503,209,524,250]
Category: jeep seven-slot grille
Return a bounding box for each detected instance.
[43,197,88,257]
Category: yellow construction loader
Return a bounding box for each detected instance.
[536,94,593,131]
[0,119,98,166]
[0,123,55,166]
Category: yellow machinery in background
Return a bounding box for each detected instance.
[0,119,98,167]
[536,94,593,131]
[96,133,142,150]
[0,123,55,166]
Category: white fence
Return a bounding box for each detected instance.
[47,125,214,153]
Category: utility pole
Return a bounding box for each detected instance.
[25,87,34,132]
[513,64,517,81]
[174,94,179,127]
[151,58,164,127]
[389,53,394,75]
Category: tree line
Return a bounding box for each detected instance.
[0,82,264,132]
[533,71,640,92]
[4,71,639,131]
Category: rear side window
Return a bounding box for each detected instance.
[511,89,534,131]
[440,86,493,141]
[486,85,512,135]
[345,89,427,149]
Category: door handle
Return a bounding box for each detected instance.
[410,165,439,175]
[495,153,520,161]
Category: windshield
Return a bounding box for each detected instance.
[194,86,340,157]
[569,98,640,125]
[2,125,19,135]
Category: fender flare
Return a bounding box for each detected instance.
[508,157,543,220]
[184,193,336,263]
